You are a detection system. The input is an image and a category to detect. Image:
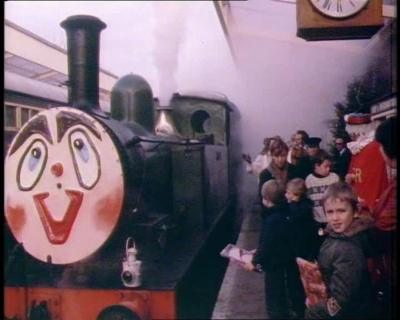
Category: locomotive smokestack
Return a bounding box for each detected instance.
[61,15,106,114]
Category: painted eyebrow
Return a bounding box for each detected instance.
[9,115,53,156]
[56,111,101,142]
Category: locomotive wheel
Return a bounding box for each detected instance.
[97,305,141,320]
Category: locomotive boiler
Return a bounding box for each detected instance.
[4,15,241,320]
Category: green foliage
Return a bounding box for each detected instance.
[329,44,393,150]
[328,19,396,155]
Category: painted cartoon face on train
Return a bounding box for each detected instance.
[4,107,124,264]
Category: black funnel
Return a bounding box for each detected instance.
[61,15,106,114]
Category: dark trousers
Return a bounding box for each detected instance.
[264,261,306,319]
[369,230,397,319]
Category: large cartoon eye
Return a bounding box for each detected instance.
[17,140,48,191]
[69,129,101,189]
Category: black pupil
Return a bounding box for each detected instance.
[74,139,84,150]
[31,148,41,159]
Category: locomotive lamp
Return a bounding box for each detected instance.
[297,0,383,40]
[121,237,142,288]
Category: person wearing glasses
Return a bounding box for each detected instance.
[332,136,352,181]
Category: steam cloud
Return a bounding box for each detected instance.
[152,2,187,106]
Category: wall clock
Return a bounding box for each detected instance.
[309,0,369,19]
[297,0,383,40]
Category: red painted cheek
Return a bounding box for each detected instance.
[95,187,124,231]
[6,204,26,238]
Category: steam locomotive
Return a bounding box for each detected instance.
[4,15,241,320]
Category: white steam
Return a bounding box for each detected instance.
[152,2,187,106]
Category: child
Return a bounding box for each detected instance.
[243,179,305,319]
[305,182,374,319]
[305,150,340,229]
[286,178,320,261]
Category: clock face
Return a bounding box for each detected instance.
[309,0,369,18]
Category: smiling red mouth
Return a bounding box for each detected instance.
[33,190,83,244]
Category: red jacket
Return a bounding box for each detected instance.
[372,179,397,232]
[348,141,389,210]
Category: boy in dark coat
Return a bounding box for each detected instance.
[285,178,321,261]
[305,182,374,319]
[243,179,305,319]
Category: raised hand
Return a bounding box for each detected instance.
[242,153,252,164]
[241,261,255,271]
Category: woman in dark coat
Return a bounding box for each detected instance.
[258,139,303,218]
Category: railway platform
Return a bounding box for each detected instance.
[212,207,267,319]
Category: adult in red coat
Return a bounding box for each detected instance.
[370,116,397,319]
[344,114,389,211]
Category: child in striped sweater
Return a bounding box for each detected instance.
[305,150,339,230]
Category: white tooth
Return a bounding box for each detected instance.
[38,192,70,221]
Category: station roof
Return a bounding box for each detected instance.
[4,19,118,110]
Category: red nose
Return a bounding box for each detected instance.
[51,163,64,177]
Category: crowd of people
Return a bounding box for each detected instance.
[241,114,397,319]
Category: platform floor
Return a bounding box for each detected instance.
[212,210,267,319]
